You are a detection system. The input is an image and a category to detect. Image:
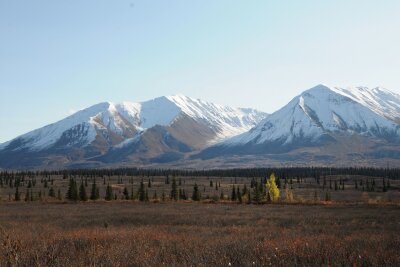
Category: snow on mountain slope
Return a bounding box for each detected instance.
[165,95,267,139]
[0,95,267,152]
[331,86,400,123]
[224,84,400,147]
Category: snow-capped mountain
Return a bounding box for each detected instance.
[0,95,267,169]
[198,84,400,161]
[331,86,400,124]
[3,85,400,169]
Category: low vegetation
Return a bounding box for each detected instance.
[0,168,399,266]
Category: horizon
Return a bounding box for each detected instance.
[1,1,400,142]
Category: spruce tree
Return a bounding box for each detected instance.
[253,181,261,204]
[49,187,55,198]
[123,187,130,200]
[105,184,113,201]
[231,185,237,201]
[15,186,20,201]
[90,180,99,200]
[192,183,200,201]
[138,180,145,202]
[170,177,178,201]
[237,187,242,203]
[66,178,78,201]
[25,189,30,202]
[79,181,88,201]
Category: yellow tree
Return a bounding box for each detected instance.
[266,173,280,202]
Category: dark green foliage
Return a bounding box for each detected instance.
[237,187,242,203]
[66,178,79,201]
[138,180,146,202]
[79,181,88,201]
[15,186,20,201]
[49,187,55,198]
[170,177,178,201]
[105,184,113,201]
[123,187,130,200]
[90,180,100,200]
[192,183,200,201]
[231,185,237,201]
[25,189,30,202]
[325,192,331,201]
[252,181,263,204]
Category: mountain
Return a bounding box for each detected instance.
[3,85,400,169]
[0,95,267,169]
[198,85,400,166]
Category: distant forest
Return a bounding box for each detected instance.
[1,167,399,180]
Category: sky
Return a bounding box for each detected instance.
[1,0,400,143]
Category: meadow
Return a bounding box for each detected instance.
[0,168,399,266]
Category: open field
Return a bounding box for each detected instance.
[0,170,399,204]
[0,169,399,266]
[0,202,399,266]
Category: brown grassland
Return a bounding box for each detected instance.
[0,202,399,266]
[0,173,399,266]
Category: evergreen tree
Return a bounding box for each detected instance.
[170,177,179,201]
[231,185,237,201]
[79,181,88,201]
[66,178,78,201]
[325,192,331,201]
[90,180,100,200]
[15,186,20,201]
[237,187,242,203]
[192,183,200,201]
[252,181,262,204]
[123,187,130,200]
[138,180,146,202]
[57,189,62,200]
[48,187,55,198]
[105,184,113,201]
[25,189,30,202]
[148,179,152,188]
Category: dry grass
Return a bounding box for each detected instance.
[0,202,399,266]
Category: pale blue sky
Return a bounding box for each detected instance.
[1,0,400,143]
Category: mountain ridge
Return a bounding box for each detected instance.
[2,85,400,169]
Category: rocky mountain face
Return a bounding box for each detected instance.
[197,85,400,166]
[2,85,400,169]
[0,95,267,169]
